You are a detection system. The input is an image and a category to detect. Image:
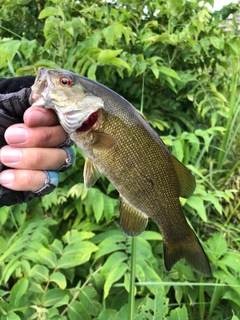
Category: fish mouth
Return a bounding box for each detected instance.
[76,111,99,132]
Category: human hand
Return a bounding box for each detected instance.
[0,106,71,192]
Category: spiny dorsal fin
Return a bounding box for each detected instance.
[92,132,117,150]
[119,196,148,237]
[83,157,101,188]
[171,156,196,198]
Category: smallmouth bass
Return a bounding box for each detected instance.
[32,68,211,277]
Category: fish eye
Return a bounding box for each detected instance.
[60,77,72,86]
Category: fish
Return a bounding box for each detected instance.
[31,67,211,277]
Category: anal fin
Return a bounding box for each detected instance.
[119,196,148,237]
[84,157,101,188]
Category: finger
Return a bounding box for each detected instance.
[0,169,47,192]
[24,106,59,127]
[4,124,68,147]
[0,146,68,170]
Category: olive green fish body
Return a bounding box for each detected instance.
[32,68,211,277]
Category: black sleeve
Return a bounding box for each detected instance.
[0,76,35,94]
[0,76,39,206]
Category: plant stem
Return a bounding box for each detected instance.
[128,237,137,320]
[216,58,238,173]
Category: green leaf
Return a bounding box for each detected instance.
[93,191,104,223]
[95,309,118,320]
[186,196,207,222]
[4,312,21,320]
[57,254,90,269]
[94,235,126,262]
[34,59,61,69]
[50,239,63,255]
[79,286,102,316]
[158,66,181,80]
[108,57,131,70]
[167,305,188,320]
[0,206,9,226]
[98,49,123,63]
[63,230,95,244]
[139,231,162,241]
[172,139,184,162]
[210,36,224,50]
[0,39,21,68]
[207,232,227,260]
[49,272,67,289]
[67,301,91,320]
[87,63,98,80]
[38,6,64,19]
[101,251,127,278]
[38,248,58,269]
[30,264,49,282]
[9,278,28,307]
[104,262,128,298]
[42,289,69,307]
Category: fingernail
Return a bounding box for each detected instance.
[0,172,15,185]
[5,127,29,144]
[1,148,22,164]
[27,110,47,126]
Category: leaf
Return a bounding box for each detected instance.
[207,232,227,260]
[204,193,222,215]
[158,66,181,80]
[79,286,102,316]
[108,57,131,70]
[38,248,58,269]
[93,191,104,223]
[42,288,69,307]
[9,278,28,307]
[172,139,184,162]
[87,63,98,80]
[167,305,188,320]
[67,301,91,320]
[94,235,126,262]
[186,196,207,222]
[101,251,127,278]
[98,49,123,63]
[0,39,21,68]
[34,59,61,69]
[62,230,95,244]
[104,262,128,298]
[50,239,63,255]
[4,312,21,320]
[95,309,118,320]
[38,6,64,19]
[210,36,224,50]
[30,264,49,282]
[139,231,162,241]
[50,272,67,289]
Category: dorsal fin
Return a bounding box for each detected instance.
[171,156,196,198]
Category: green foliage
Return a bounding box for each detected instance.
[0,0,240,319]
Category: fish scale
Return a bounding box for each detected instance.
[31,68,212,277]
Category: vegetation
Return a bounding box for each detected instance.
[0,0,239,319]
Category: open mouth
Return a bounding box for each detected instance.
[76,111,99,132]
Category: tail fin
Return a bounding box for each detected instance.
[163,231,211,277]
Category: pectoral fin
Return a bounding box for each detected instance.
[92,132,117,150]
[84,157,101,188]
[119,196,148,237]
[171,156,196,198]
